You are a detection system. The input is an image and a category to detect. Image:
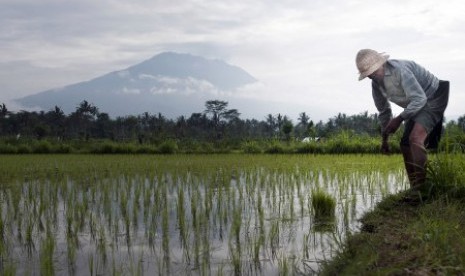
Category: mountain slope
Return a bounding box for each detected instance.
[15,52,258,118]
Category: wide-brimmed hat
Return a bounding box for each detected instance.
[356,49,389,81]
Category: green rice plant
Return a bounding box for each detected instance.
[229,244,242,276]
[302,231,311,259]
[426,153,465,199]
[88,254,94,276]
[176,187,190,262]
[0,153,410,274]
[269,220,280,259]
[25,218,35,256]
[311,189,336,220]
[252,232,265,265]
[40,234,55,276]
[97,224,107,264]
[278,254,297,276]
[161,185,170,273]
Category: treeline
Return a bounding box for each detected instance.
[0,100,464,154]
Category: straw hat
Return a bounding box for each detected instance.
[356,49,389,81]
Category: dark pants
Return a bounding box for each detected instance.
[401,80,449,149]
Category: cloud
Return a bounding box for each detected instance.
[120,87,140,95]
[141,75,219,96]
[1,0,465,121]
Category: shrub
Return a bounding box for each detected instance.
[295,142,319,154]
[113,144,137,154]
[241,141,262,154]
[264,141,287,154]
[0,143,17,154]
[135,145,156,154]
[96,142,116,154]
[198,142,215,154]
[17,144,32,154]
[55,144,72,153]
[158,140,178,154]
[179,140,203,154]
[32,141,53,154]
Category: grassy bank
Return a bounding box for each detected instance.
[320,153,465,275]
[0,133,400,155]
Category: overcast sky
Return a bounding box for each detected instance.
[1,0,464,122]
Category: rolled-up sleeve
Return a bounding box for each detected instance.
[399,68,427,120]
[372,82,392,129]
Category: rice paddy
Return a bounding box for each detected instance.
[0,154,407,275]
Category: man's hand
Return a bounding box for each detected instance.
[383,116,403,136]
[381,139,390,154]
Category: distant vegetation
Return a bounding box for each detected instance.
[1,100,464,154]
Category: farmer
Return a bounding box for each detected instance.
[355,49,449,191]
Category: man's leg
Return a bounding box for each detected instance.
[409,123,428,188]
[401,144,416,187]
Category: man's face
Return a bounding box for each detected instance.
[368,66,384,82]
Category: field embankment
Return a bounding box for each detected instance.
[321,153,465,275]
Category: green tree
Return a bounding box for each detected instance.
[0,103,8,118]
[296,112,310,138]
[458,115,465,132]
[204,100,240,140]
[282,120,293,141]
[95,112,113,139]
[46,106,66,140]
[75,100,99,140]
[307,120,316,138]
[34,124,49,140]
[265,114,277,138]
[0,103,8,135]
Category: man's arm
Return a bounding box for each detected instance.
[372,82,393,154]
[371,81,392,130]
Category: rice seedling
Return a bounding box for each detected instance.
[40,233,56,276]
[0,153,412,274]
[311,189,336,220]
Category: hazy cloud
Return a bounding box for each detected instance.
[1,0,465,121]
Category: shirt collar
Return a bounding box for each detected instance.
[384,60,393,77]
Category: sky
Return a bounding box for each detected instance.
[1,0,464,122]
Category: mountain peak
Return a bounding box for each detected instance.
[15,52,258,118]
[127,52,256,90]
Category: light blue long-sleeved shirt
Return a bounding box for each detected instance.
[372,59,439,128]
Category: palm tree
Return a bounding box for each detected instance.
[0,103,8,118]
[74,100,99,140]
[46,106,65,139]
[0,103,9,135]
[265,114,276,138]
[296,112,310,138]
[77,100,99,120]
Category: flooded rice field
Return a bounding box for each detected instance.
[0,154,407,275]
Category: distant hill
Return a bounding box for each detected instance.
[15,52,261,118]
